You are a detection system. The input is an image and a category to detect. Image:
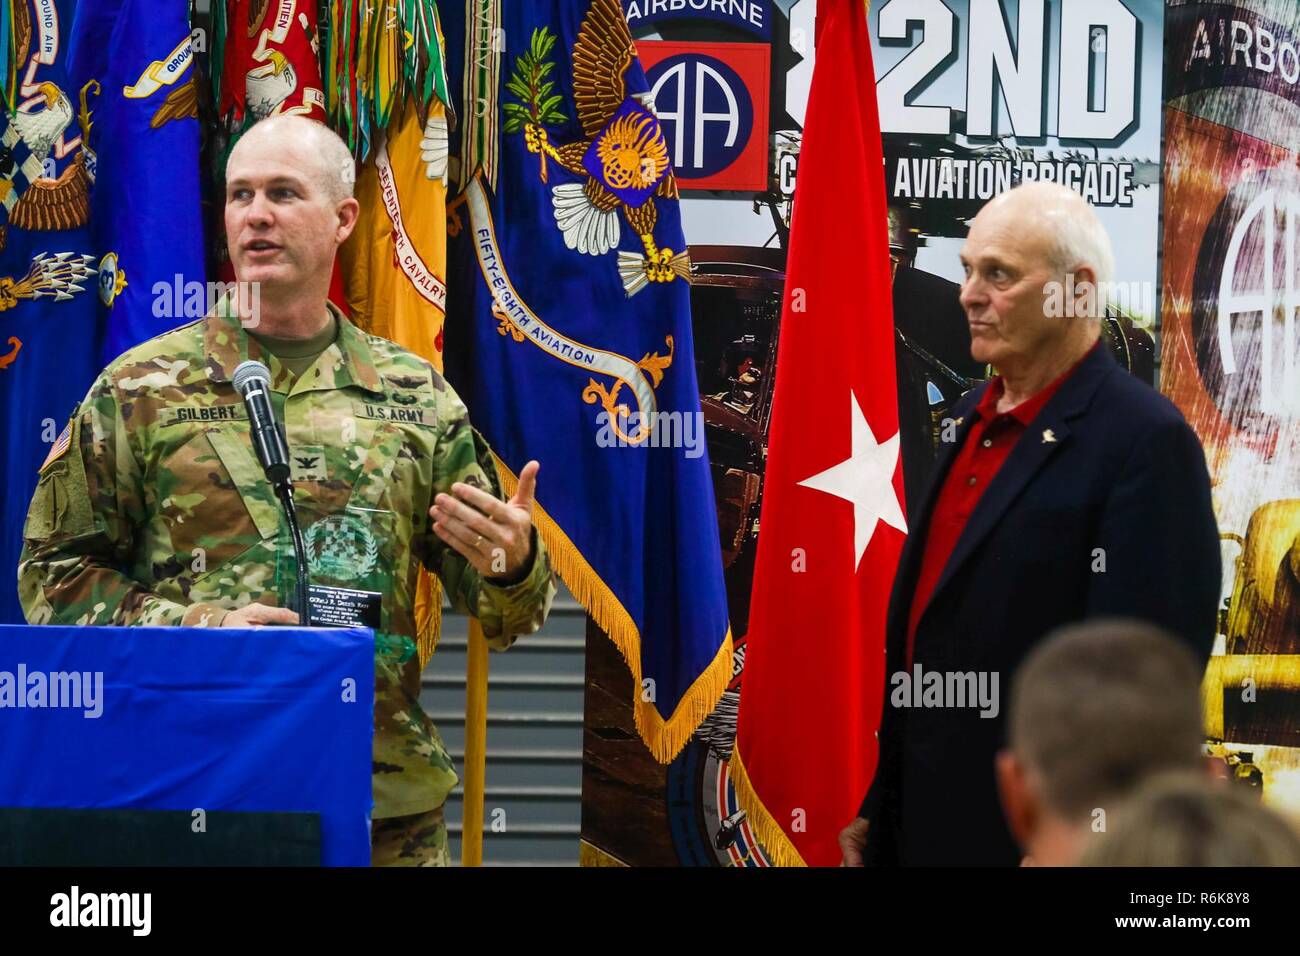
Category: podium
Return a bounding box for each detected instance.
[0,624,373,866]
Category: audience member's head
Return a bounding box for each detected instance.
[1079,772,1300,866]
[996,619,1208,866]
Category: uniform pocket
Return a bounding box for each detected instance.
[204,427,282,540]
[149,426,280,578]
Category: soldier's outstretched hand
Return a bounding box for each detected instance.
[430,460,539,582]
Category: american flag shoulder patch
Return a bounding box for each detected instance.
[39,420,74,473]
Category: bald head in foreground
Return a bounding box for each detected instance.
[841,182,1221,866]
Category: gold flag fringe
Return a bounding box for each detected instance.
[728,745,808,867]
[493,452,733,764]
[415,571,443,669]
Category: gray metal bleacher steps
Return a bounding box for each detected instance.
[421,588,586,866]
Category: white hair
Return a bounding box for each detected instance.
[1003,181,1116,295]
[1042,203,1115,292]
[994,181,1115,319]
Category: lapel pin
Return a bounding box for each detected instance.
[1042,428,1057,444]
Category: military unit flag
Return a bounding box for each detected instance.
[0,0,205,624]
[441,0,732,760]
[327,1,454,666]
[215,0,327,126]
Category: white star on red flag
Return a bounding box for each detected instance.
[798,390,908,569]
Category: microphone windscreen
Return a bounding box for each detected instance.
[232,359,272,393]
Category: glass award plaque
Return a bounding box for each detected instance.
[280,503,393,630]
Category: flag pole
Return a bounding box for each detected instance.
[461,619,489,866]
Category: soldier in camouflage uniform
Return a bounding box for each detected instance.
[17,115,556,866]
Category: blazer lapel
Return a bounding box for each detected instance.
[922,344,1118,618]
[886,387,984,645]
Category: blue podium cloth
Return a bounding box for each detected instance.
[0,625,374,866]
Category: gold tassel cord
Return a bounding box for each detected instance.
[461,618,489,866]
[414,570,442,669]
[492,452,733,764]
[728,746,808,867]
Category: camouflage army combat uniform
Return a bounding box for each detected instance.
[18,299,556,865]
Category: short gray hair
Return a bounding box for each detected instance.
[230,115,356,203]
[1080,773,1300,867]
[1008,619,1204,820]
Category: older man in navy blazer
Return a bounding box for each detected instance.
[839,182,1221,866]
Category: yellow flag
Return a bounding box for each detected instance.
[343,97,449,360]
[340,95,450,665]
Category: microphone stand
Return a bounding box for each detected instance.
[233,361,312,626]
[273,476,312,627]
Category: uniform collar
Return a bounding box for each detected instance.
[204,296,386,397]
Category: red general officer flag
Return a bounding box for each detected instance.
[731,0,906,867]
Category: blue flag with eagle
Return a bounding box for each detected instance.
[0,0,204,624]
[442,0,732,760]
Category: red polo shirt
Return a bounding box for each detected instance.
[905,345,1098,668]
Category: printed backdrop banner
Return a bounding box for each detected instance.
[869,0,1167,512]
[872,0,1164,306]
[1162,0,1300,811]
[0,624,374,866]
[621,0,773,39]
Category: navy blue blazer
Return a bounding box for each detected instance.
[859,343,1220,866]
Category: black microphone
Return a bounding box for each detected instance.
[231,359,311,624]
[232,360,290,488]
